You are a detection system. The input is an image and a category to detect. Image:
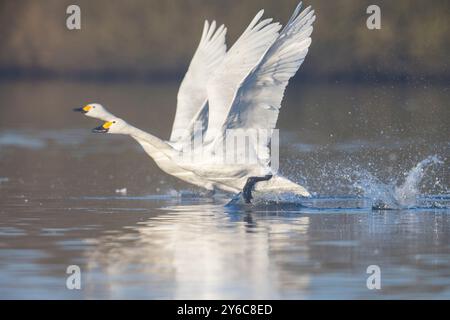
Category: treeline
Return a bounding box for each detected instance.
[0,0,448,81]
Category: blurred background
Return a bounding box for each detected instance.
[0,0,449,80]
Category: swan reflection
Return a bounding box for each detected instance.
[83,204,311,299]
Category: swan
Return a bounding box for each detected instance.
[74,2,315,203]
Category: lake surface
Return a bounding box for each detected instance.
[0,80,448,299]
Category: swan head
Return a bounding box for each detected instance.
[92,119,128,134]
[73,103,114,121]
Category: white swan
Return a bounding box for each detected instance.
[74,2,315,203]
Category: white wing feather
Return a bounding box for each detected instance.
[218,3,315,164]
[170,20,227,141]
[204,10,282,142]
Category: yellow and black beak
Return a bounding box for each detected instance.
[92,121,113,133]
[73,105,92,114]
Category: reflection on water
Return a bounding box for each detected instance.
[1,194,449,299]
[0,80,449,299]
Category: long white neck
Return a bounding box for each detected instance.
[121,122,173,157]
[89,108,173,158]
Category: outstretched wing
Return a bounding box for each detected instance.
[204,10,282,142]
[170,21,227,142]
[218,3,315,164]
[171,100,209,151]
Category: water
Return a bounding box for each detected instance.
[352,155,445,210]
[394,156,444,207]
[0,80,449,299]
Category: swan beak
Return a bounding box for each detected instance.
[92,121,112,133]
[73,105,91,114]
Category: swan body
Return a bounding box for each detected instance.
[75,2,315,201]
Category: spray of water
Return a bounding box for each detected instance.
[354,155,443,209]
[394,156,443,206]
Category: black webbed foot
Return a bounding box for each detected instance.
[242,174,273,203]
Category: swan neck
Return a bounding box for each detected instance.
[124,123,169,151]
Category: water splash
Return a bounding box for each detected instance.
[225,156,445,209]
[354,155,443,209]
[394,156,443,207]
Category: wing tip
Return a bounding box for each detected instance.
[249,9,265,29]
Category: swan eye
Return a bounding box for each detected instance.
[113,121,116,124]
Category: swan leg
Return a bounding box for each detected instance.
[242,174,273,203]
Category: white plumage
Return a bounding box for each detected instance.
[171,20,227,142]
[75,2,315,202]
